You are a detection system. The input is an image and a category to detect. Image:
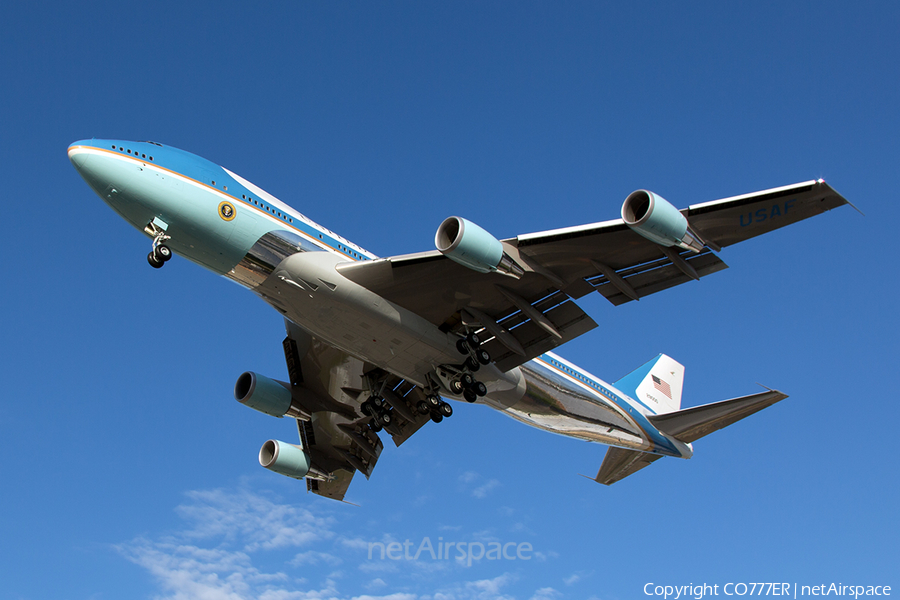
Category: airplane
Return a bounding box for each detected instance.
[68,139,850,501]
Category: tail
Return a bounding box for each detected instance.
[613,353,684,415]
[594,353,788,485]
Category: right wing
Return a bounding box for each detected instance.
[338,180,848,371]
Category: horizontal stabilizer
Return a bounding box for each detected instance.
[594,446,664,485]
[647,389,787,443]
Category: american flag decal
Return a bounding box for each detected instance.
[652,375,672,399]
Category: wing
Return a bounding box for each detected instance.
[280,320,433,502]
[338,180,849,370]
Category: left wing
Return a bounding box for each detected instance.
[338,180,849,371]
[280,321,432,501]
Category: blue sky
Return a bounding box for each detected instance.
[1,2,897,599]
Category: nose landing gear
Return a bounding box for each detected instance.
[147,244,172,268]
[145,223,173,269]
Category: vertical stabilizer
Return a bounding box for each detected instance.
[613,354,684,414]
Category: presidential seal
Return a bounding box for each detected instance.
[218,201,236,221]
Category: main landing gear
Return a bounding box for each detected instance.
[432,331,491,405]
[455,331,492,373]
[415,393,454,423]
[359,331,493,432]
[360,395,393,432]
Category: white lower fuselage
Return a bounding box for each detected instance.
[68,139,690,459]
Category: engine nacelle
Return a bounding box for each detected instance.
[435,216,524,277]
[621,190,705,252]
[234,372,309,419]
[435,216,503,273]
[259,439,312,479]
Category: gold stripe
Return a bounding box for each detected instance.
[69,145,364,261]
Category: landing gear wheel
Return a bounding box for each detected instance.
[449,379,464,394]
[466,357,480,372]
[370,419,383,432]
[427,395,441,410]
[476,348,491,365]
[361,400,374,416]
[417,400,430,415]
[147,252,164,269]
[431,413,443,423]
[370,396,384,409]
[460,373,475,388]
[466,332,481,348]
[473,381,488,397]
[379,412,392,426]
[463,388,477,403]
[456,338,470,355]
[439,401,453,417]
[156,244,172,262]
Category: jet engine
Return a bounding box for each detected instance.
[259,439,312,479]
[234,372,309,419]
[621,190,705,253]
[259,439,331,481]
[435,216,523,277]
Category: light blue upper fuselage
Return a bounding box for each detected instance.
[68,138,690,458]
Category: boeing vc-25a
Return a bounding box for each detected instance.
[68,139,850,501]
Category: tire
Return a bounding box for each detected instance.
[449,379,464,394]
[371,396,384,409]
[440,402,453,417]
[466,357,480,372]
[156,244,172,261]
[147,252,163,268]
[476,349,491,365]
[417,400,429,415]
[427,395,441,409]
[460,373,475,388]
[463,388,477,403]
[466,332,481,347]
[456,338,470,355]
[361,400,374,416]
[431,413,443,423]
[380,412,392,426]
[473,381,488,397]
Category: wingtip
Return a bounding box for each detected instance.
[754,383,789,401]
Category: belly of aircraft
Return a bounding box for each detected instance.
[504,363,652,451]
[254,251,467,389]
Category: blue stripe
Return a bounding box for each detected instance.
[81,139,376,262]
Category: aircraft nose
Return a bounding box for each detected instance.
[67,141,92,171]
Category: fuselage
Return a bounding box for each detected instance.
[68,139,691,459]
